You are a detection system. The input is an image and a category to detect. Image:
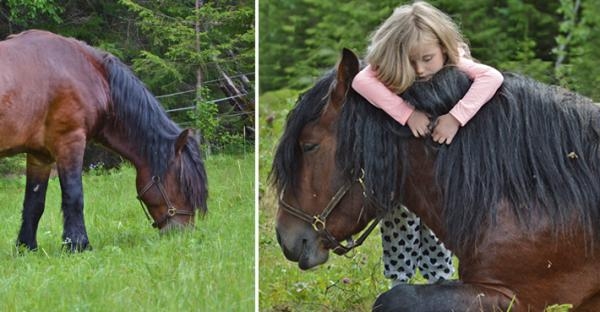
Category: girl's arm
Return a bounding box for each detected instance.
[449,57,504,126]
[432,58,503,144]
[351,65,415,125]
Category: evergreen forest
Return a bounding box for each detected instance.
[260,0,600,101]
[1,0,254,154]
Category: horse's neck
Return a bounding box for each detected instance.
[95,128,150,173]
[402,141,447,241]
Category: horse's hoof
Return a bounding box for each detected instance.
[15,241,38,251]
[62,237,92,252]
[15,242,38,255]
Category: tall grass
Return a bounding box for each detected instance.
[0,153,254,311]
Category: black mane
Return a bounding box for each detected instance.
[270,73,335,192]
[340,66,600,248]
[103,55,207,212]
[274,63,600,249]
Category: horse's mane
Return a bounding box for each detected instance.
[274,61,600,248]
[339,66,600,248]
[270,73,336,192]
[103,55,207,213]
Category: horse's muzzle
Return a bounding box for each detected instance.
[275,223,329,270]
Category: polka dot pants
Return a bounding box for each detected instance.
[380,205,454,286]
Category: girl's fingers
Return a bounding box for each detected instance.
[412,128,420,138]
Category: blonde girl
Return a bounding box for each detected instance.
[352,1,503,286]
[352,1,503,144]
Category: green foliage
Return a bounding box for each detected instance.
[190,98,219,148]
[119,0,254,150]
[187,87,251,154]
[0,0,254,153]
[545,304,573,312]
[555,0,600,100]
[131,50,185,91]
[0,155,25,176]
[5,0,63,26]
[259,0,393,92]
[260,0,600,103]
[500,38,553,83]
[119,0,253,95]
[553,0,586,89]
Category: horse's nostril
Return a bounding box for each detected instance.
[301,238,308,253]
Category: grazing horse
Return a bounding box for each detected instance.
[0,30,208,252]
[271,49,600,311]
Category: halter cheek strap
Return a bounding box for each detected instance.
[137,176,194,228]
[278,171,382,255]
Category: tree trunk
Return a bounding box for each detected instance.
[214,61,249,112]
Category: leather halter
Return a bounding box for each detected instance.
[137,176,194,228]
[278,172,381,256]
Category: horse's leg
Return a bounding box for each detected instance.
[16,154,52,250]
[372,282,513,312]
[55,135,90,252]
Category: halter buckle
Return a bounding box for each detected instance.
[312,216,326,232]
[167,207,177,216]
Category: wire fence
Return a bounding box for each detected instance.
[157,74,255,158]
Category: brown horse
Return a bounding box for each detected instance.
[0,30,208,252]
[271,49,600,311]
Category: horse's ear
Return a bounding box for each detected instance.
[330,48,360,110]
[175,128,193,156]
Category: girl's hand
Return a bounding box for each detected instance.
[432,113,460,144]
[406,110,431,137]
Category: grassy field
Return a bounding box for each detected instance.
[0,153,254,311]
[258,90,396,311]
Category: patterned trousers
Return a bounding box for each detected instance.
[380,205,454,286]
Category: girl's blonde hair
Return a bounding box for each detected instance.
[366,1,466,94]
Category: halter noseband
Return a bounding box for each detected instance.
[137,176,194,228]
[278,171,381,256]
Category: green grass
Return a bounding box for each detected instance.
[0,153,254,311]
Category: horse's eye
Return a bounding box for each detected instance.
[301,143,319,153]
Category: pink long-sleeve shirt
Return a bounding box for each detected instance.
[351,55,504,126]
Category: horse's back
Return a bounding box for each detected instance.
[0,30,107,92]
[0,30,110,157]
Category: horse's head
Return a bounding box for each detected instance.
[136,129,208,232]
[271,49,380,269]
